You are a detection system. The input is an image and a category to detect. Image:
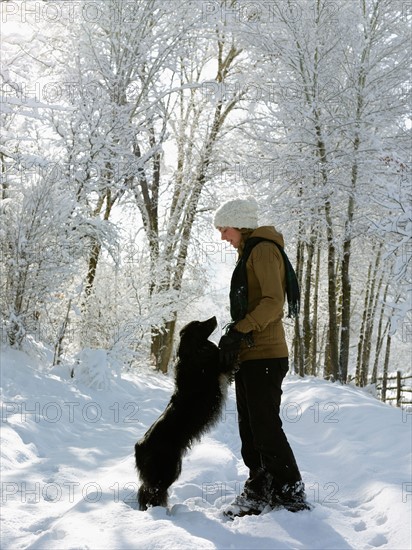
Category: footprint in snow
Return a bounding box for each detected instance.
[368,533,388,547]
[374,513,388,526]
[353,520,367,532]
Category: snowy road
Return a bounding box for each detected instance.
[1,347,411,549]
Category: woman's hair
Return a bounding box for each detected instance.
[238,228,254,256]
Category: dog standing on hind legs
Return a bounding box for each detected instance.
[134,316,235,511]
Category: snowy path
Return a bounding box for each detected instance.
[1,348,411,549]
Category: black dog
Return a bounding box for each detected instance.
[134,316,234,510]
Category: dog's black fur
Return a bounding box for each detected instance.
[134,316,234,510]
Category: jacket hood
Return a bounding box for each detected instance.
[250,226,285,248]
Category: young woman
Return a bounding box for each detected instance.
[214,196,310,518]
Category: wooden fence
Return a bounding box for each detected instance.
[376,371,412,407]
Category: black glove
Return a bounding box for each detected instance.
[218,328,253,366]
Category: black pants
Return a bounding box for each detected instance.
[235,358,302,494]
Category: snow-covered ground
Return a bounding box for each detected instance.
[1,345,411,550]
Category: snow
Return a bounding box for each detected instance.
[1,346,411,550]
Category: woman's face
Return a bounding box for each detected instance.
[218,227,242,249]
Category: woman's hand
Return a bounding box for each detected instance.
[218,328,253,366]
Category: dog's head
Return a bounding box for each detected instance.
[177,316,218,359]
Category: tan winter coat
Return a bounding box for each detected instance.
[234,226,288,360]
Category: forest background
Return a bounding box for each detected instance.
[1,0,411,394]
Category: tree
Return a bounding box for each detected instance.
[233,0,410,382]
[0,9,79,349]
[1,0,409,384]
[45,0,248,371]
[133,19,246,372]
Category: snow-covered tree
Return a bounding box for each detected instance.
[229,0,411,382]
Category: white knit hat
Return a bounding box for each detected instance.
[213,196,259,229]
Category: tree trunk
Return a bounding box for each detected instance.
[310,245,321,376]
[359,248,382,386]
[314,121,339,381]
[325,200,339,380]
[371,283,389,385]
[151,318,177,374]
[381,332,391,402]
[1,151,8,200]
[339,8,371,381]
[84,187,115,299]
[84,240,102,299]
[356,261,371,385]
[293,237,305,375]
[53,299,72,366]
[339,192,355,383]
[7,261,30,347]
[303,237,315,375]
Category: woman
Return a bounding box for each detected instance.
[214,196,310,518]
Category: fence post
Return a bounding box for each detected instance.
[396,370,401,407]
[382,372,387,403]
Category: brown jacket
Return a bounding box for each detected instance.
[234,226,288,360]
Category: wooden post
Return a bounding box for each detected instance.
[382,372,387,403]
[396,370,402,407]
[381,333,391,402]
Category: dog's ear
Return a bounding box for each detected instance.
[179,321,200,339]
[176,336,197,359]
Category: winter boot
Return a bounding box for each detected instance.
[270,480,312,512]
[223,492,268,519]
[224,469,272,519]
